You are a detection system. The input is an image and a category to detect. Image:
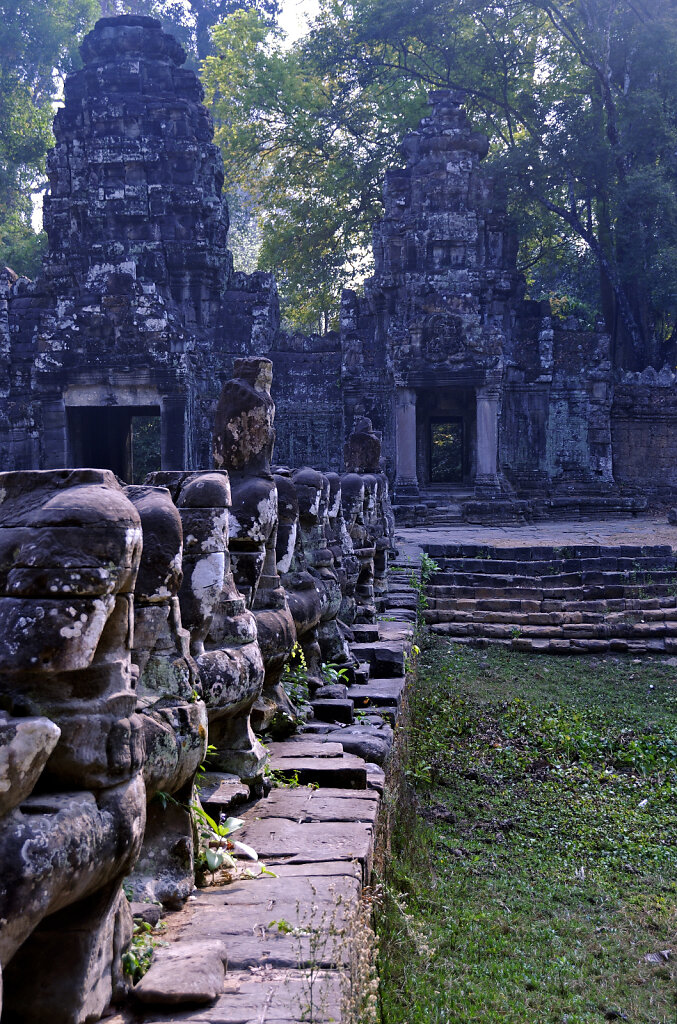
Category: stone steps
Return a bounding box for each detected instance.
[428,582,677,601]
[423,606,677,626]
[423,540,677,654]
[430,555,677,573]
[430,628,677,655]
[428,618,677,639]
[430,568,677,587]
[425,542,675,561]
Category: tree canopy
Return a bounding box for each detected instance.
[0,0,277,278]
[115,0,279,64]
[0,0,99,276]
[204,0,677,364]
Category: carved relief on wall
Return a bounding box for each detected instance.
[422,312,465,362]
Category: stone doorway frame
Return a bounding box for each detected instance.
[429,416,465,484]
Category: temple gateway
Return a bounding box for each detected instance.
[1,16,676,522]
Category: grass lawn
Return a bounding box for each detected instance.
[377,635,677,1024]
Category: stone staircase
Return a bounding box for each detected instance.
[423,542,677,653]
[420,487,470,527]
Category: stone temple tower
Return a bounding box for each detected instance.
[0,15,276,478]
[341,89,522,501]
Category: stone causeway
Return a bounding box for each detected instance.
[2,11,677,1024]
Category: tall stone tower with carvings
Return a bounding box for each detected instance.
[341,89,522,501]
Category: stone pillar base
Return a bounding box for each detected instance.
[474,474,501,498]
[393,480,420,503]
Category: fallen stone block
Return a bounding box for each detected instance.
[133,940,226,1006]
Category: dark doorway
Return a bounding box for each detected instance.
[67,405,161,483]
[430,418,464,483]
[131,415,162,483]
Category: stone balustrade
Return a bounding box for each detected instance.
[0,363,394,1023]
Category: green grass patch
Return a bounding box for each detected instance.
[377,637,677,1023]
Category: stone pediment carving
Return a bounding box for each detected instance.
[416,312,503,364]
[422,312,464,361]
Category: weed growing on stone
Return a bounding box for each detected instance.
[376,635,677,1023]
[339,887,380,1024]
[322,662,350,685]
[192,805,258,883]
[269,882,380,1024]
[122,920,167,984]
[282,641,311,706]
[409,552,439,616]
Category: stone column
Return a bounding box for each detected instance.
[161,395,188,470]
[475,386,501,494]
[394,387,419,501]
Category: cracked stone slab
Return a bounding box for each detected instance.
[376,621,415,643]
[124,968,342,1023]
[236,817,374,877]
[348,677,406,708]
[173,872,361,969]
[267,740,345,759]
[133,940,226,1006]
[258,787,380,824]
[349,641,406,677]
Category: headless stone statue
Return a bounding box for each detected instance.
[0,469,145,1023]
[213,358,296,737]
[124,484,208,909]
[273,467,324,692]
[292,467,352,668]
[341,472,377,623]
[325,472,359,627]
[343,417,394,618]
[149,470,267,793]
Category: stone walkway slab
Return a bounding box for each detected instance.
[236,817,374,877]
[267,752,367,789]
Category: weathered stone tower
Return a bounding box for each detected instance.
[341,89,522,501]
[0,16,274,478]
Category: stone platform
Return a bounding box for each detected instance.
[396,514,677,558]
[107,593,414,1023]
[408,516,677,654]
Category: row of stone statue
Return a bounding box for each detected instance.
[0,357,393,1024]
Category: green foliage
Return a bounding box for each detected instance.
[409,552,439,618]
[191,802,258,881]
[202,7,427,330]
[281,640,310,706]
[377,637,677,1023]
[203,0,677,361]
[122,920,166,984]
[131,415,161,484]
[0,0,98,276]
[191,803,244,839]
[195,742,217,791]
[321,662,349,686]
[115,0,279,64]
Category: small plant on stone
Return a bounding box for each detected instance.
[267,766,302,788]
[191,805,257,883]
[282,641,311,706]
[321,661,350,685]
[270,882,379,1024]
[122,920,167,984]
[194,743,218,792]
[339,887,380,1024]
[410,552,439,617]
[403,643,420,675]
[270,887,339,1023]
